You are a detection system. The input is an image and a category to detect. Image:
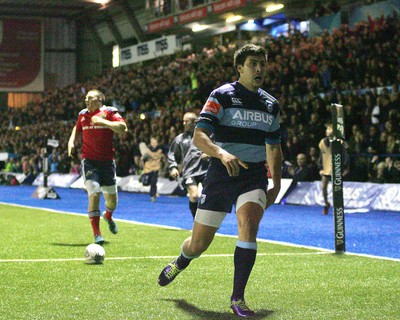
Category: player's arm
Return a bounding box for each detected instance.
[265,143,282,209]
[91,116,127,135]
[68,126,78,157]
[167,139,181,179]
[193,127,248,177]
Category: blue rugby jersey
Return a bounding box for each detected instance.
[196,81,280,163]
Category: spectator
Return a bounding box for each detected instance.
[385,134,400,155]
[365,125,382,154]
[140,135,164,202]
[48,148,61,173]
[69,159,81,175]
[382,157,400,183]
[310,0,328,18]
[318,124,350,215]
[2,157,18,173]
[371,160,386,183]
[288,153,319,183]
[328,0,341,13]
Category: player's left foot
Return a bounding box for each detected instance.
[94,234,105,245]
[102,212,118,234]
[158,259,183,286]
[323,202,331,215]
[230,298,255,318]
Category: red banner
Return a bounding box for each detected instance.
[212,0,247,13]
[147,17,175,33]
[178,7,207,24]
[0,19,43,91]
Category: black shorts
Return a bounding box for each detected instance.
[82,159,116,186]
[198,158,267,213]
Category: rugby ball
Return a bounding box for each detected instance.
[85,244,105,264]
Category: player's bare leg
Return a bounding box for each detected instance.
[158,221,218,286]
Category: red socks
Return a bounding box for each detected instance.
[89,216,101,236]
[104,209,113,221]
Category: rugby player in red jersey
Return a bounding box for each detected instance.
[68,89,127,244]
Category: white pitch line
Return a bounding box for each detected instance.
[0,252,332,263]
[1,202,399,262]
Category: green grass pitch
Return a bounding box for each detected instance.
[0,204,399,319]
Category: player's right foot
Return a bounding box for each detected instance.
[94,235,104,245]
[102,212,118,234]
[158,259,183,286]
[230,298,255,318]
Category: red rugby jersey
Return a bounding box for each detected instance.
[75,106,125,161]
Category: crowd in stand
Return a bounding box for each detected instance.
[1,12,399,184]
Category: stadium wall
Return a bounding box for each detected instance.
[1,172,398,212]
[285,181,400,212]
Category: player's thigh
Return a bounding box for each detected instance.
[236,199,265,241]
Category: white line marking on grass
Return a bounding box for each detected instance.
[1,202,399,262]
[0,252,332,263]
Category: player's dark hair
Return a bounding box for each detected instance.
[234,44,267,74]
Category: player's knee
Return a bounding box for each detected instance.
[85,180,101,196]
[105,195,117,210]
[188,237,213,255]
[184,237,207,256]
[106,200,117,211]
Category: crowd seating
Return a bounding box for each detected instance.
[0,13,399,184]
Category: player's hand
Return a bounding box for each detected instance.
[170,168,179,180]
[265,185,280,209]
[68,143,75,158]
[91,116,105,126]
[220,153,248,177]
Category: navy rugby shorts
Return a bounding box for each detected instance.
[198,158,267,213]
[82,159,116,186]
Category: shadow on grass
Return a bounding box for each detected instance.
[163,298,274,319]
[51,242,95,247]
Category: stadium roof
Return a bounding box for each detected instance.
[0,0,359,47]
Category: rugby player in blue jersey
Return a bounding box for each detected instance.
[158,44,282,318]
